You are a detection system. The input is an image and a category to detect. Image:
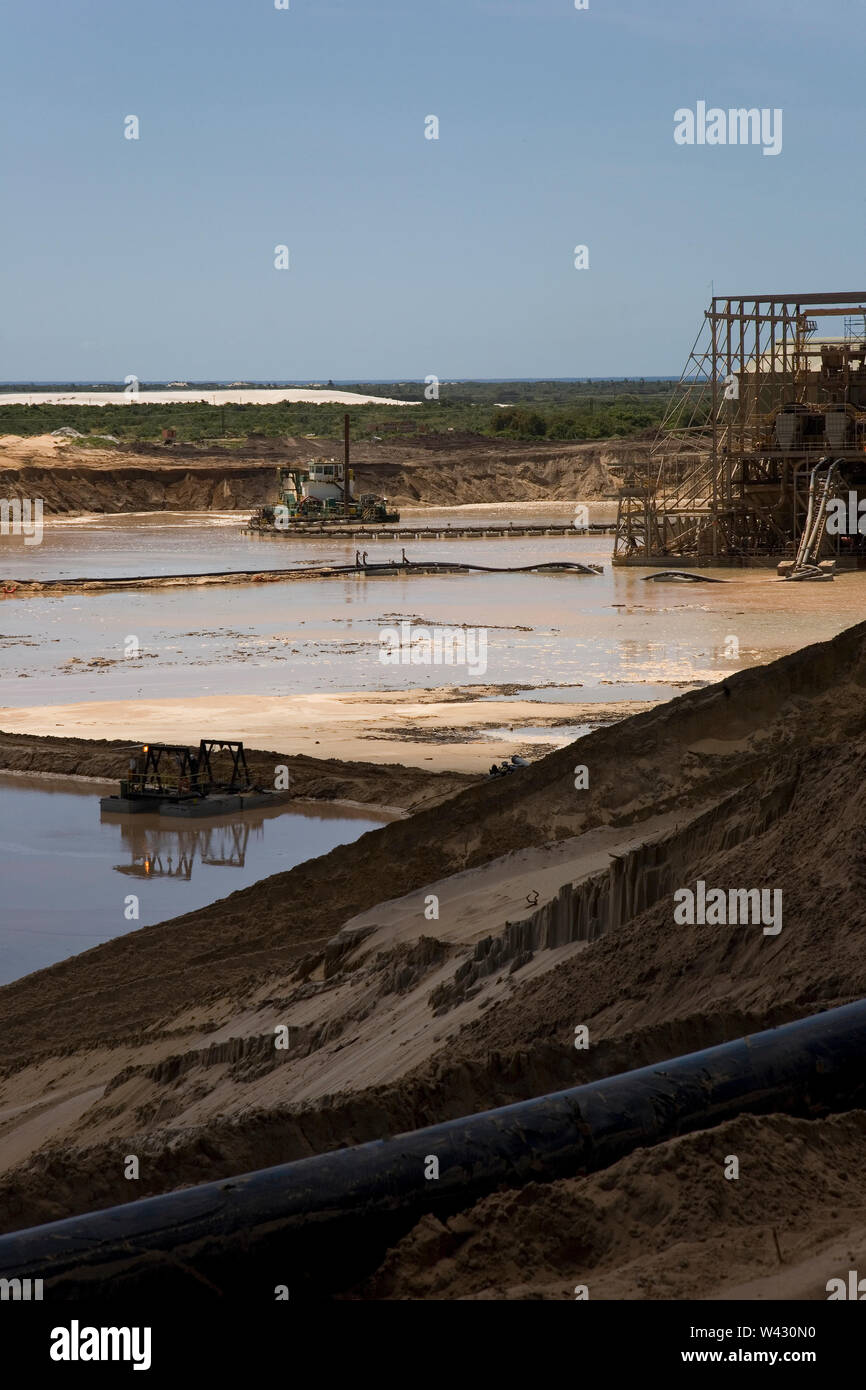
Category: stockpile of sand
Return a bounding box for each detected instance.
[358,1112,866,1300]
[0,389,413,407]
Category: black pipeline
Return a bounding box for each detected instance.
[2,998,866,1299]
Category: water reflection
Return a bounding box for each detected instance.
[0,775,390,985]
[113,818,252,878]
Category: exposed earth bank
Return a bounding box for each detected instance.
[0,431,636,513]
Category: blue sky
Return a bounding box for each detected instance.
[1,0,863,380]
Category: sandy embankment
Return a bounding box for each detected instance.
[361,1112,866,1301]
[0,690,647,773]
[2,622,866,1299]
[0,729,476,817]
[0,431,628,512]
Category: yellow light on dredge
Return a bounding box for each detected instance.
[142,745,148,752]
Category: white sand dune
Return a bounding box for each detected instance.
[0,388,418,407]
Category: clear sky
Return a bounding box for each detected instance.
[1,0,863,381]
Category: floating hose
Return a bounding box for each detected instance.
[642,571,727,584]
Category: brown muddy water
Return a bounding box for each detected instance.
[0,773,390,985]
[0,503,611,580]
[2,507,865,708]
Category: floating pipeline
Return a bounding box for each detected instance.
[246,520,617,539]
[2,559,603,598]
[1,998,865,1299]
[642,571,728,584]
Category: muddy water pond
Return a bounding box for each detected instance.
[3,507,866,709]
[0,773,390,985]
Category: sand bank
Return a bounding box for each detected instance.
[0,729,475,816]
[0,690,646,772]
[0,432,625,513]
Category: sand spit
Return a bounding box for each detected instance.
[0,691,644,773]
[0,729,477,814]
[2,620,866,1296]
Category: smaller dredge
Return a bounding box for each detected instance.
[249,416,397,532]
[100,739,292,818]
[249,456,398,531]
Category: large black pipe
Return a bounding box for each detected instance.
[2,999,866,1299]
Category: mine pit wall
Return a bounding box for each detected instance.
[0,449,625,514]
[443,779,793,1007]
[0,466,275,513]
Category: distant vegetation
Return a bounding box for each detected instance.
[0,379,677,444]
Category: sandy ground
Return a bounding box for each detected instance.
[358,1112,866,1300]
[0,434,73,462]
[3,622,866,1298]
[0,826,652,1172]
[0,691,647,772]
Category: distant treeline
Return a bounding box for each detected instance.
[0,380,682,444]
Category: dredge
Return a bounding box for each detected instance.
[100,739,292,818]
[244,413,613,541]
[613,290,866,570]
[248,458,398,530]
[248,413,398,532]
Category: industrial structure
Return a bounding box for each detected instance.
[100,740,292,818]
[249,457,398,528]
[613,291,866,568]
[249,412,398,531]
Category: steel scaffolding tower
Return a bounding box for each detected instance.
[613,291,866,566]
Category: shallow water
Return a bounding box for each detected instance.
[1,502,617,580]
[0,774,389,984]
[2,508,865,708]
[485,723,594,742]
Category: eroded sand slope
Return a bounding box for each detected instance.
[0,432,626,512]
[1,619,866,1297]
